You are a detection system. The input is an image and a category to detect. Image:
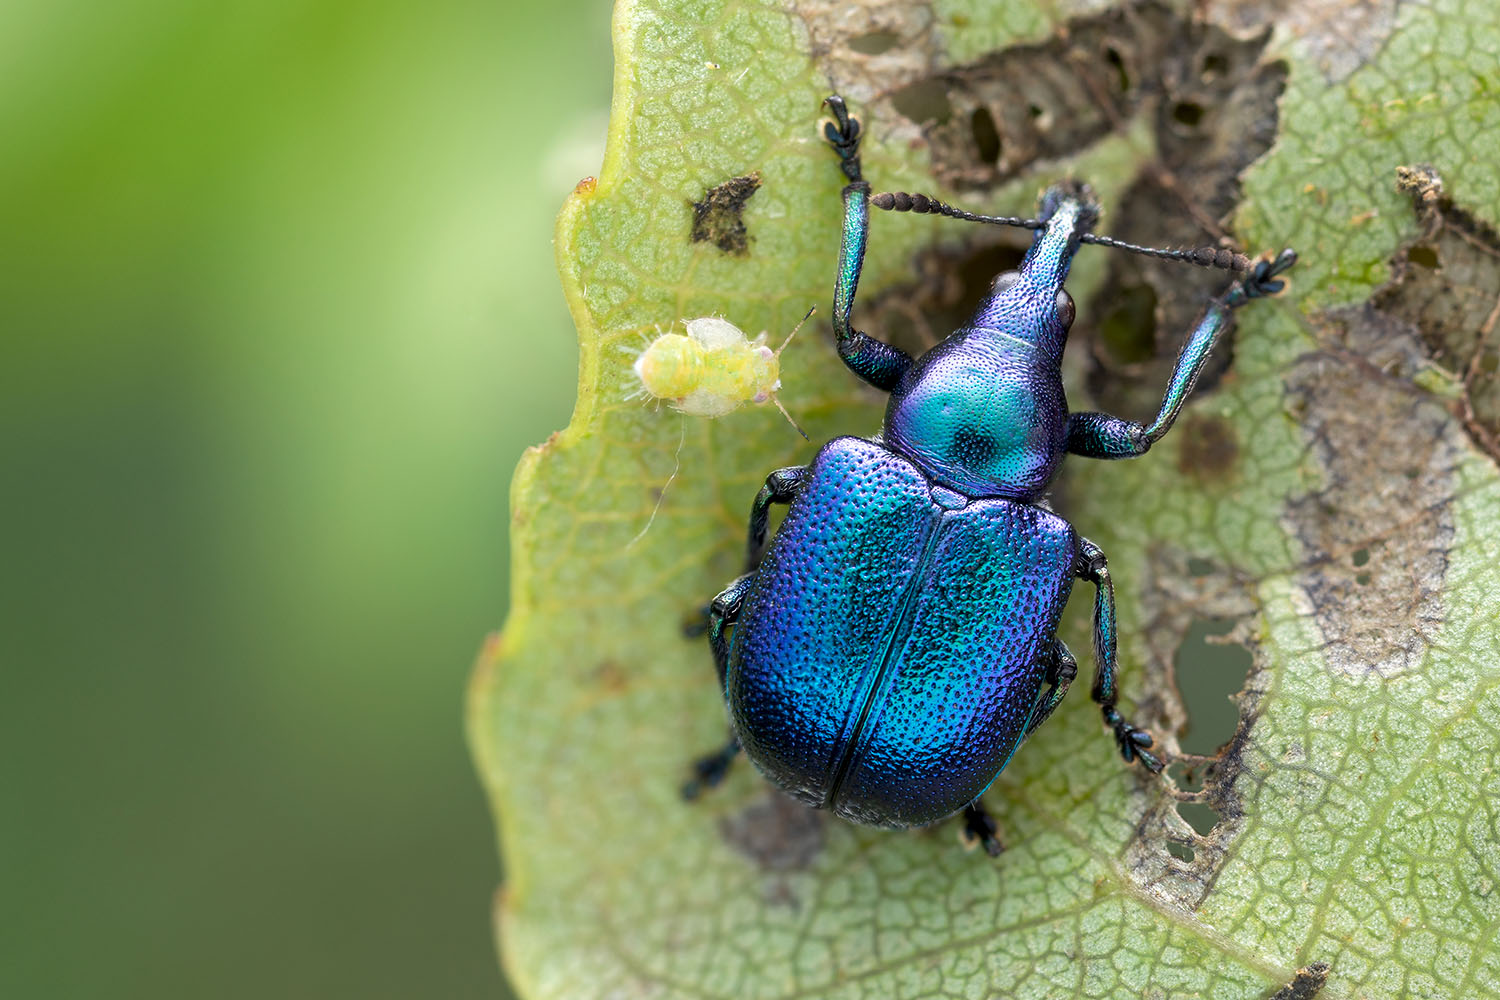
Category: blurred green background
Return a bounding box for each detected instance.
[1,1,610,996]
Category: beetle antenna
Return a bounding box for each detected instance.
[871,190,1255,272]
[776,305,817,356]
[1077,234,1253,272]
[871,191,1042,230]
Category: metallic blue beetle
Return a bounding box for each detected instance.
[685,96,1295,854]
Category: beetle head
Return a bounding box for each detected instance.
[1026,180,1099,292]
[960,182,1097,358]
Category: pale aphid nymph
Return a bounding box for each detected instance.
[631,307,814,438]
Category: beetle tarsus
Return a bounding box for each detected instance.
[1104,707,1165,773]
[961,801,1005,857]
[1227,247,1297,307]
[683,736,741,800]
[822,95,863,182]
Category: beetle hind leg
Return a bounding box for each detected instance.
[1021,639,1079,739]
[960,800,1005,857]
[683,735,741,800]
[1078,537,1164,774]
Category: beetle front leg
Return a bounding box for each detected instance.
[1065,249,1296,459]
[823,97,914,393]
[1077,537,1163,773]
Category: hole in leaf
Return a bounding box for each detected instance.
[1356,572,1372,586]
[970,107,1001,165]
[848,31,899,55]
[1407,245,1439,268]
[889,78,953,126]
[1173,616,1250,756]
[1172,101,1205,127]
[1202,51,1228,77]
[1103,45,1130,92]
[1351,547,1370,567]
[1186,556,1216,577]
[1177,800,1221,835]
[1097,282,1158,363]
[1167,760,1203,791]
[950,244,1027,324]
[1167,841,1195,862]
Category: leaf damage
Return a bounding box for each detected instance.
[1279,163,1500,680]
[1120,547,1261,910]
[1265,961,1331,1000]
[1376,164,1500,463]
[1284,301,1460,678]
[689,172,762,256]
[805,0,1291,420]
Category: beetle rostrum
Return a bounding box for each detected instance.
[684,95,1295,857]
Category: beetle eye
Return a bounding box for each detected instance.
[990,270,1022,294]
[1055,290,1075,328]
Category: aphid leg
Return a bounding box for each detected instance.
[822,96,914,392]
[626,416,687,549]
[1064,249,1297,459]
[960,799,1004,857]
[1077,537,1163,773]
[746,467,809,572]
[1021,639,1079,739]
[682,572,755,799]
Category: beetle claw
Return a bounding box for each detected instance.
[1107,712,1165,773]
[822,94,863,181]
[1134,746,1165,774]
[1229,247,1297,305]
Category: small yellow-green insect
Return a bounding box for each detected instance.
[630,307,813,436]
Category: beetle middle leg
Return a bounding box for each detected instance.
[1077,537,1164,773]
[746,466,808,571]
[682,572,754,799]
[684,462,812,799]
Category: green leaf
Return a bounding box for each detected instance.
[469,1,1500,997]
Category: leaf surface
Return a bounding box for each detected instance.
[470,1,1500,996]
